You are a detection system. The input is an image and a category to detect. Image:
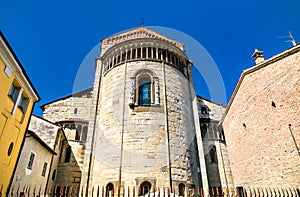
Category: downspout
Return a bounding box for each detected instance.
[7,106,35,197]
[86,59,103,194]
[118,61,128,197]
[44,128,62,196]
[162,62,172,191]
[217,138,228,189]
[186,62,209,196]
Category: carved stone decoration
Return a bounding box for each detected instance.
[154,77,160,104]
[129,77,136,108]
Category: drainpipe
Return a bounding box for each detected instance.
[118,61,128,197]
[162,62,172,191]
[85,59,103,195]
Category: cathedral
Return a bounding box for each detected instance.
[39,26,232,196]
[5,26,299,197]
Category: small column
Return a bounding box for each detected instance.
[109,57,112,68]
[125,49,128,61]
[130,48,133,60]
[146,47,149,59]
[104,60,108,72]
[160,49,163,61]
[154,78,160,104]
[119,50,122,63]
[129,77,136,108]
[175,55,178,68]
[151,47,154,59]
[166,51,168,62]
[135,47,138,59]
[156,46,158,59]
[141,44,143,58]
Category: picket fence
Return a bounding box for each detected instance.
[6,185,300,197]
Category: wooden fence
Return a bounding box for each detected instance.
[6,185,300,197]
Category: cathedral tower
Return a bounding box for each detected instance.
[81,27,208,196]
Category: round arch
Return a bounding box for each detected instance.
[105,182,114,197]
[139,181,152,196]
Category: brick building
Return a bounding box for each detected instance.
[222,45,300,191]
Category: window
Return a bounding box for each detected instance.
[41,162,47,176]
[75,125,81,141]
[74,108,78,114]
[201,107,208,115]
[106,183,114,197]
[4,65,12,77]
[130,70,159,108]
[7,142,14,156]
[18,94,29,113]
[52,169,56,181]
[81,126,88,142]
[201,124,207,139]
[27,152,35,169]
[209,146,218,164]
[64,146,71,163]
[236,187,244,197]
[138,77,151,105]
[178,183,185,196]
[8,83,20,103]
[140,181,151,196]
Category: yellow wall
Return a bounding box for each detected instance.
[0,57,35,195]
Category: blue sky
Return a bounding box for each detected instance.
[1,0,299,115]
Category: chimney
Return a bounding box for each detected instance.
[252,49,264,64]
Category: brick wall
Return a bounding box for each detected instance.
[223,46,300,188]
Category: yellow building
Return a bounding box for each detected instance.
[0,31,40,196]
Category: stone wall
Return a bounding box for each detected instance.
[41,90,92,188]
[197,97,233,189]
[28,115,60,150]
[10,115,64,196]
[223,46,300,188]
[10,133,53,196]
[42,89,92,123]
[86,59,200,193]
[55,140,83,187]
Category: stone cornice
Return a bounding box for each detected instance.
[102,26,184,50]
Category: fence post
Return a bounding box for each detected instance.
[27,185,30,196]
[102,186,105,197]
[133,186,135,197]
[33,185,36,197]
[38,185,41,197]
[16,184,20,197]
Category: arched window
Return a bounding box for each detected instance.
[209,146,218,164]
[178,183,185,196]
[106,183,114,197]
[64,146,71,163]
[201,124,207,139]
[81,126,88,142]
[75,125,81,141]
[130,69,159,108]
[138,77,151,105]
[140,181,151,196]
